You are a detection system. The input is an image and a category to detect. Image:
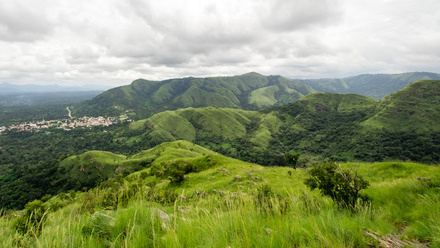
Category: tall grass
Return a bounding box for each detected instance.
[1,161,440,247]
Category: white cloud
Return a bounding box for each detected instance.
[0,0,439,86]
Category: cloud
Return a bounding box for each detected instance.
[0,0,439,87]
[262,0,342,31]
[0,1,53,42]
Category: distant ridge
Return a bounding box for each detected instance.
[75,71,440,119]
[75,72,316,119]
[298,72,440,99]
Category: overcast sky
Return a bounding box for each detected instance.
[1,0,439,87]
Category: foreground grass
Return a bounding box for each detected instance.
[1,158,440,247]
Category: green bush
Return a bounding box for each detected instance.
[13,200,48,236]
[304,162,370,209]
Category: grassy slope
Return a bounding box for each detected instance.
[128,92,377,146]
[59,141,216,189]
[362,80,440,132]
[2,141,440,247]
[128,107,282,150]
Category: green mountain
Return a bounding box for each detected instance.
[74,72,440,119]
[75,72,316,119]
[2,80,440,211]
[362,80,440,132]
[116,80,440,164]
[300,72,440,99]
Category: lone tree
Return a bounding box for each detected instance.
[285,153,300,169]
[304,162,370,209]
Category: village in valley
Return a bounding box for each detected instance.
[0,107,131,134]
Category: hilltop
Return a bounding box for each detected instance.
[56,141,218,192]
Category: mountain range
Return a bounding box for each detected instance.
[108,79,440,165]
[74,72,440,119]
[2,72,440,247]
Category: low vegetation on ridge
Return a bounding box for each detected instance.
[1,141,439,247]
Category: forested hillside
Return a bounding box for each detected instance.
[1,79,440,210]
[74,72,316,119]
[75,72,440,119]
[115,80,440,164]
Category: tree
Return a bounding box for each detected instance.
[285,153,300,169]
[304,162,370,209]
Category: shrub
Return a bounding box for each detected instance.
[81,192,97,214]
[13,200,48,236]
[285,153,300,169]
[304,162,370,209]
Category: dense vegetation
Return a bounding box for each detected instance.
[116,80,440,164]
[0,124,134,209]
[1,141,439,247]
[75,72,440,120]
[2,80,440,210]
[1,74,440,246]
[74,72,316,118]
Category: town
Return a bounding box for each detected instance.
[0,115,130,134]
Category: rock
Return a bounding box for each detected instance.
[115,167,124,174]
[265,227,273,235]
[157,209,170,230]
[234,175,242,180]
[221,168,231,175]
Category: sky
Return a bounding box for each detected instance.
[1,0,439,87]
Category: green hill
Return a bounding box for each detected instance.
[2,81,440,212]
[362,80,440,132]
[300,72,440,99]
[58,141,217,190]
[126,107,280,148]
[118,81,440,163]
[75,72,316,119]
[1,140,440,247]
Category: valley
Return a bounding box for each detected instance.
[1,73,440,247]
